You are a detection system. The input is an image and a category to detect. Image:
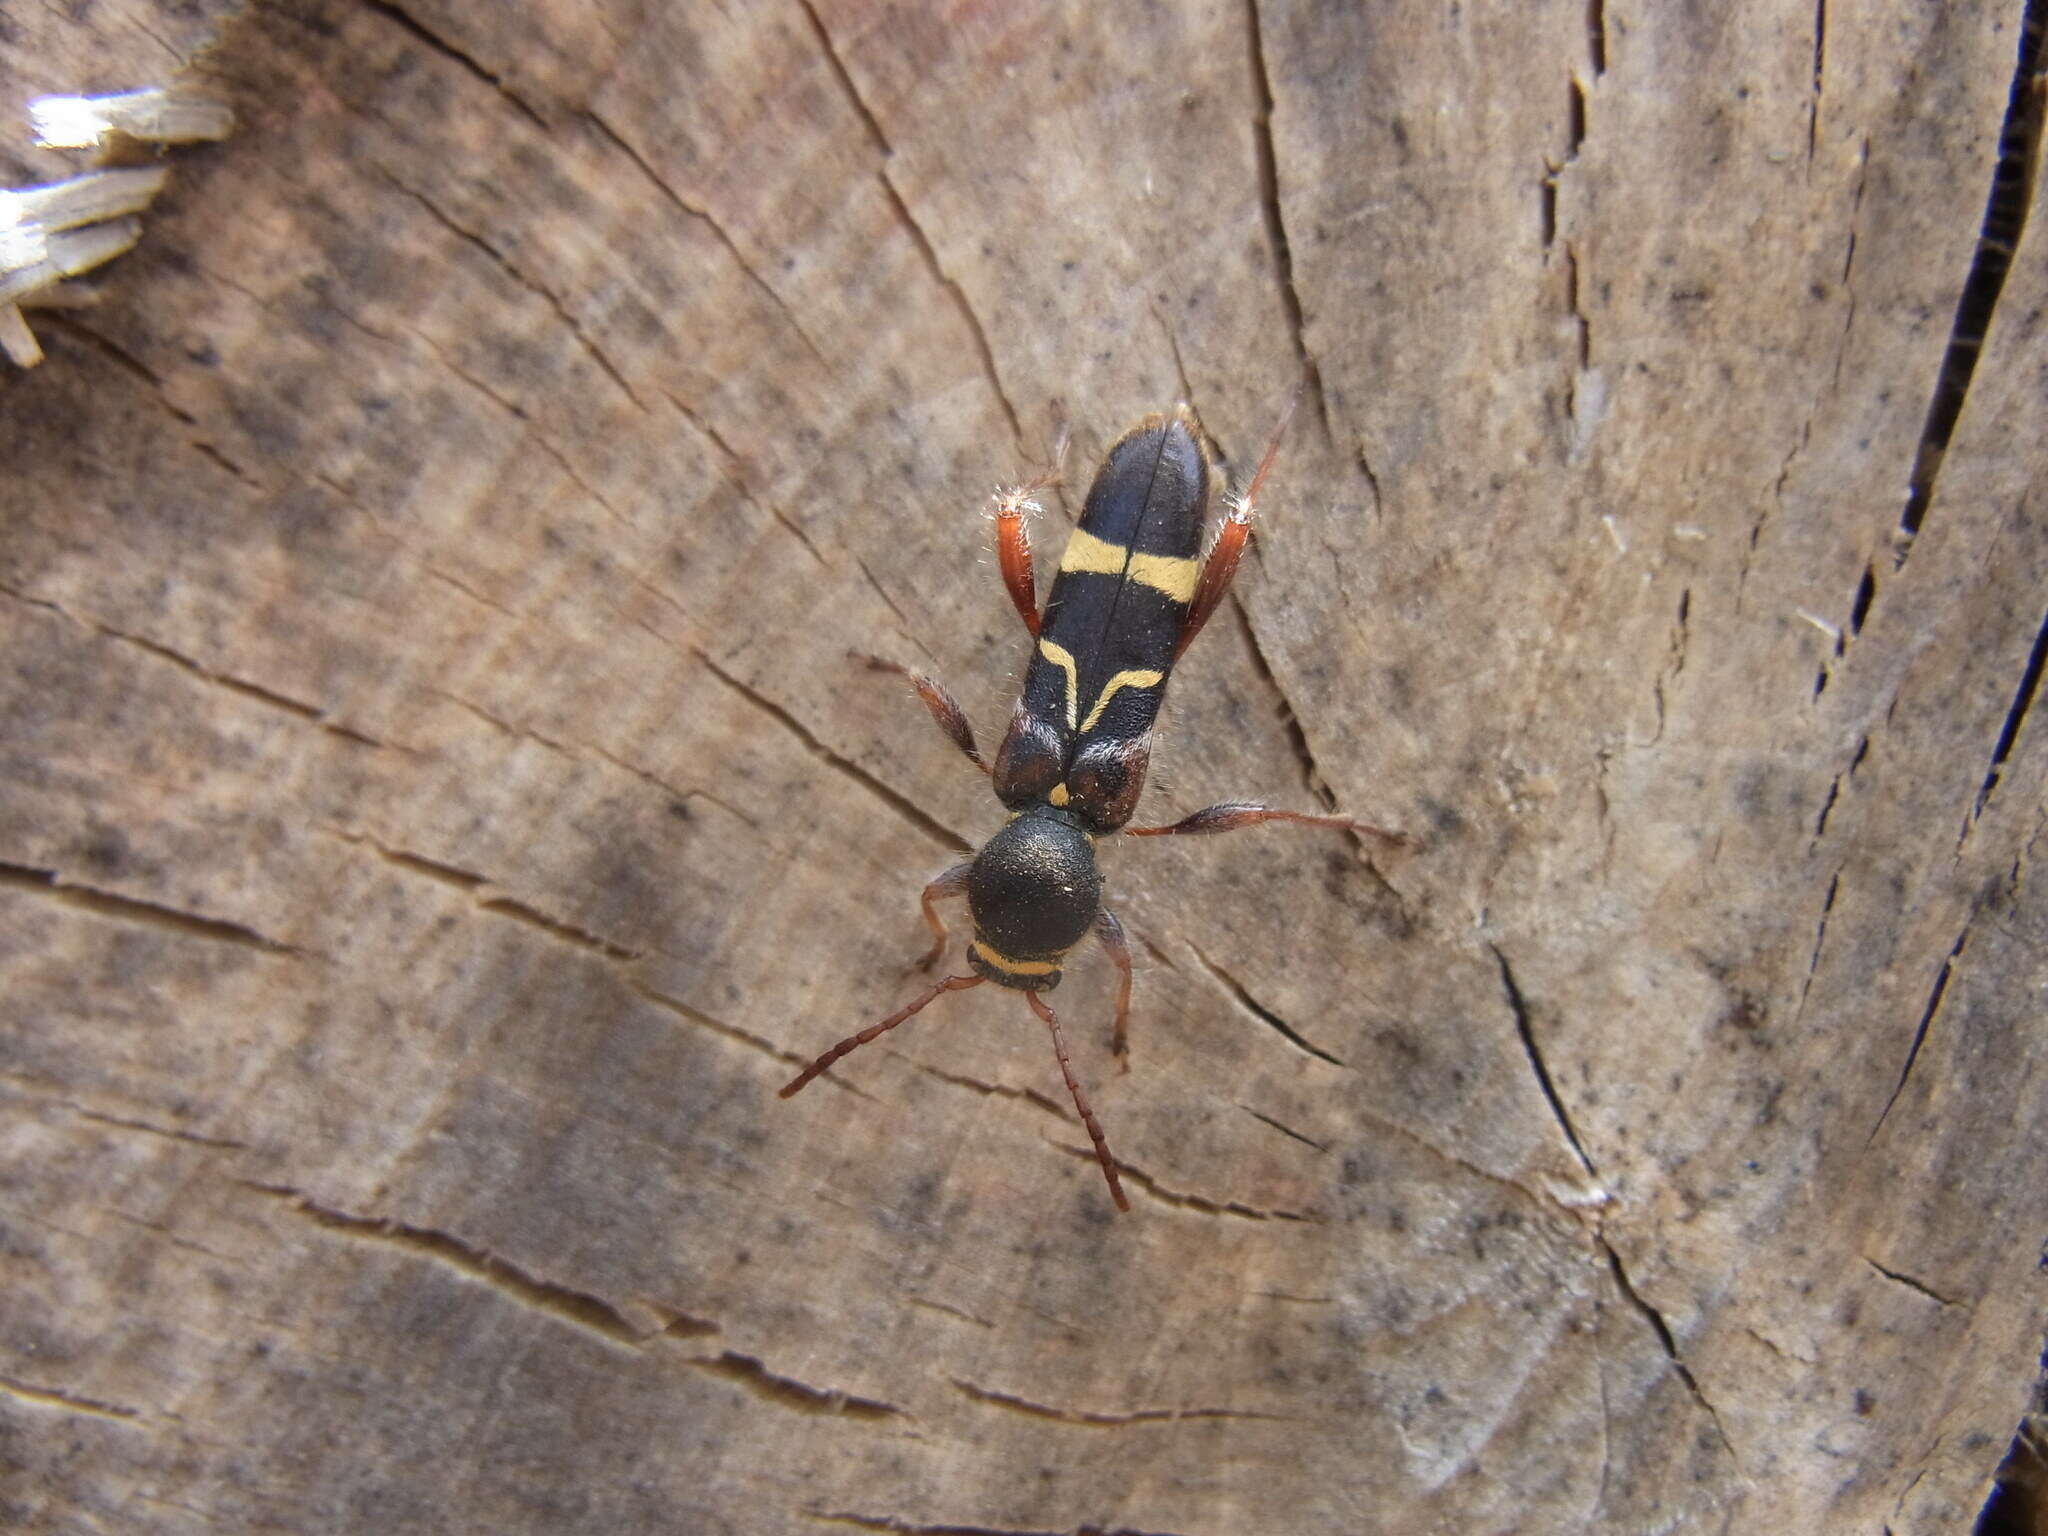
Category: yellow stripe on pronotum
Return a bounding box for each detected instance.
[969,944,1060,977]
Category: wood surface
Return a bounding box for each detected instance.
[3,2,2045,1532]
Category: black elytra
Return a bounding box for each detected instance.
[779,404,1406,1213]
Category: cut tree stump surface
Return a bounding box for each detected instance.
[2,3,2044,1533]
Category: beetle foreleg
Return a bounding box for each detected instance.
[1125,801,1408,851]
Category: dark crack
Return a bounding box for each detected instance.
[1244,0,1327,436]
[1794,866,1844,1020]
[877,174,1025,450]
[661,388,829,569]
[1970,597,2048,825]
[1240,1104,1328,1153]
[378,170,646,413]
[695,651,973,853]
[914,1061,1069,1124]
[790,1,1025,451]
[953,1376,1297,1427]
[0,582,383,751]
[324,827,639,961]
[1808,0,1828,161]
[1866,1256,1962,1309]
[1491,945,1596,1177]
[1601,1238,1738,1467]
[583,109,831,368]
[1895,4,2046,562]
[352,0,548,129]
[1060,1144,1319,1223]
[41,314,257,485]
[690,1351,903,1419]
[808,1512,1192,1536]
[0,860,300,957]
[630,979,847,1092]
[243,1181,648,1347]
[1228,598,1336,810]
[796,0,892,156]
[0,1373,143,1424]
[61,1102,247,1152]
[1187,941,1344,1066]
[1869,924,1969,1143]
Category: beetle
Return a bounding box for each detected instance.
[780,404,1402,1211]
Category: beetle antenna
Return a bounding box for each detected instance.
[1026,991,1130,1211]
[779,975,984,1097]
[1235,392,1298,513]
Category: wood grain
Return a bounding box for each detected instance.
[3,2,2044,1531]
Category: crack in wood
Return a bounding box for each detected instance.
[1895,4,2047,561]
[1185,940,1345,1066]
[689,1351,904,1420]
[1244,0,1327,437]
[1490,944,1595,1178]
[0,1372,144,1424]
[953,1375,1298,1428]
[1865,1255,1963,1309]
[0,859,301,957]
[1600,1238,1739,1470]
[351,0,549,130]
[694,650,974,853]
[582,109,832,369]
[239,1181,651,1348]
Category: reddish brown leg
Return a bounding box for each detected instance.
[993,484,1042,638]
[1026,991,1130,1212]
[1125,801,1409,851]
[1093,908,1134,1071]
[1174,403,1295,661]
[857,654,987,774]
[779,975,984,1098]
[912,863,972,973]
[990,437,1064,638]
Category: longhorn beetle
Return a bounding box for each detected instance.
[780,404,1403,1211]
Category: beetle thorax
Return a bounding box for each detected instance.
[964,808,1102,989]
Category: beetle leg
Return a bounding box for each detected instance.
[911,862,972,973]
[1125,801,1408,851]
[990,434,1067,638]
[992,482,1043,638]
[856,653,988,774]
[1093,907,1134,1071]
[1026,991,1129,1212]
[779,974,984,1098]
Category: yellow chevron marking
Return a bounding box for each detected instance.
[1059,528,1199,602]
[1049,783,1070,807]
[1080,669,1165,733]
[1039,638,1080,730]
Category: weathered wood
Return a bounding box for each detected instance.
[3,2,2044,1532]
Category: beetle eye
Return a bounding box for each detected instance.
[993,703,1063,806]
[1068,738,1150,832]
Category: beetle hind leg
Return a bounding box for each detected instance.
[779,974,984,1098]
[1026,990,1130,1212]
[1093,908,1135,1071]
